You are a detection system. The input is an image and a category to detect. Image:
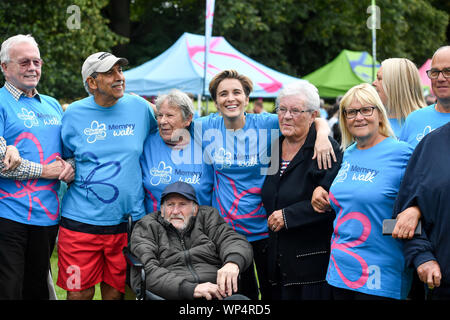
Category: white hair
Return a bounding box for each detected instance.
[0,34,39,74]
[0,34,39,63]
[155,89,195,121]
[161,199,198,230]
[276,81,320,112]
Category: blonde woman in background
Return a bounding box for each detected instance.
[372,58,426,137]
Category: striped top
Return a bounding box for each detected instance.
[280,159,290,176]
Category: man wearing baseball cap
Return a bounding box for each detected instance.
[81,52,128,100]
[57,52,157,300]
[130,181,253,300]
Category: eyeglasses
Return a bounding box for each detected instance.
[426,68,450,79]
[277,107,314,117]
[344,106,377,119]
[10,58,44,68]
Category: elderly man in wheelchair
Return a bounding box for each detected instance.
[125,181,253,300]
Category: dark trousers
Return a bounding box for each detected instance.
[0,217,58,300]
[239,238,270,300]
[408,272,425,300]
[425,285,450,300]
[271,281,333,300]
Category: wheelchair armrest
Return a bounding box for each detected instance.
[123,246,147,300]
[123,247,144,268]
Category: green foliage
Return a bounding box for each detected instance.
[0,0,126,102]
[126,0,204,66]
[0,0,447,101]
[211,0,448,77]
[124,0,447,80]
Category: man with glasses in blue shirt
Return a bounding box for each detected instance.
[399,46,450,148]
[0,34,74,300]
[393,46,450,300]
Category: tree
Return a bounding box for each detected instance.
[124,0,204,66]
[1,0,447,101]
[0,0,126,101]
[102,0,131,59]
[115,0,447,82]
[211,0,448,77]
[428,0,450,41]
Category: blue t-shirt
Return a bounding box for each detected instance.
[399,104,450,148]
[140,130,213,212]
[388,118,403,138]
[0,87,63,226]
[194,113,279,242]
[61,94,156,225]
[327,137,413,299]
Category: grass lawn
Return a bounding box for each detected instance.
[50,247,102,300]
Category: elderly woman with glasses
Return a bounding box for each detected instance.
[311,83,414,300]
[140,89,214,212]
[196,70,336,300]
[260,81,342,300]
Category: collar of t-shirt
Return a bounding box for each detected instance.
[4,81,41,102]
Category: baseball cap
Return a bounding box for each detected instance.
[81,52,128,85]
[161,181,198,205]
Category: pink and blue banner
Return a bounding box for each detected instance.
[124,32,303,98]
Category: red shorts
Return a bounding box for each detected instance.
[56,226,127,293]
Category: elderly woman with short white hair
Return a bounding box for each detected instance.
[140,89,214,212]
[261,81,342,300]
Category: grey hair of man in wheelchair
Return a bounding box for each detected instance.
[160,182,199,231]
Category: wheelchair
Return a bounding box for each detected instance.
[123,215,164,300]
[123,215,254,300]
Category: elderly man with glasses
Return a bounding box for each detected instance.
[398,46,450,148]
[392,46,450,300]
[0,34,74,300]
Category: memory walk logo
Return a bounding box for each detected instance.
[168,122,280,176]
[17,107,61,128]
[84,120,135,143]
[334,161,379,184]
[350,164,379,183]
